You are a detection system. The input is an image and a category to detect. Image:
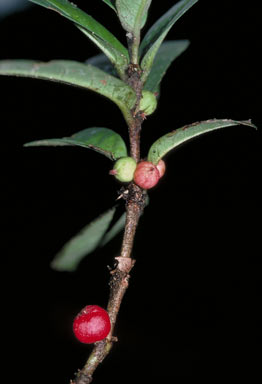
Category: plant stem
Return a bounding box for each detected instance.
[71,50,145,384]
[71,185,146,384]
[126,32,140,65]
[129,117,142,162]
[126,62,144,162]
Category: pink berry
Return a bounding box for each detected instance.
[134,161,160,189]
[73,305,111,344]
[156,159,166,178]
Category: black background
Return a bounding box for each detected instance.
[1,1,261,382]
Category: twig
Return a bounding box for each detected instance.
[72,184,146,384]
[71,56,145,384]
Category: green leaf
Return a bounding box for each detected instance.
[24,127,128,161]
[100,212,126,246]
[0,60,136,124]
[140,0,199,83]
[29,0,129,77]
[116,0,152,34]
[29,0,126,55]
[76,26,128,79]
[51,194,151,271]
[102,0,116,11]
[144,40,190,93]
[51,207,116,271]
[148,119,257,164]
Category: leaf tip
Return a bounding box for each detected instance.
[50,259,76,272]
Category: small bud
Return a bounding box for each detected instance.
[110,157,137,183]
[139,90,157,116]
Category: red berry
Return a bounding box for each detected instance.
[73,305,111,344]
[134,161,160,189]
[156,159,166,178]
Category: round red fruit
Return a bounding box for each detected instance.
[73,305,111,344]
[134,161,160,189]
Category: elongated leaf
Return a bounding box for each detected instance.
[144,40,190,93]
[116,0,152,35]
[100,212,126,246]
[29,0,128,77]
[140,0,198,83]
[102,0,116,11]
[76,26,128,78]
[51,207,116,271]
[25,127,127,161]
[29,0,126,55]
[148,119,257,164]
[0,60,136,124]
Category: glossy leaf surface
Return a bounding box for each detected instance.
[144,40,190,93]
[29,0,126,55]
[76,26,128,78]
[148,119,257,164]
[29,0,128,76]
[51,207,116,271]
[140,0,198,83]
[25,127,128,161]
[0,60,136,123]
[116,0,152,34]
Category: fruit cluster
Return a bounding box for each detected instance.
[110,157,166,189]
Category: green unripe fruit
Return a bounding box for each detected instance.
[139,90,157,116]
[110,157,137,183]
